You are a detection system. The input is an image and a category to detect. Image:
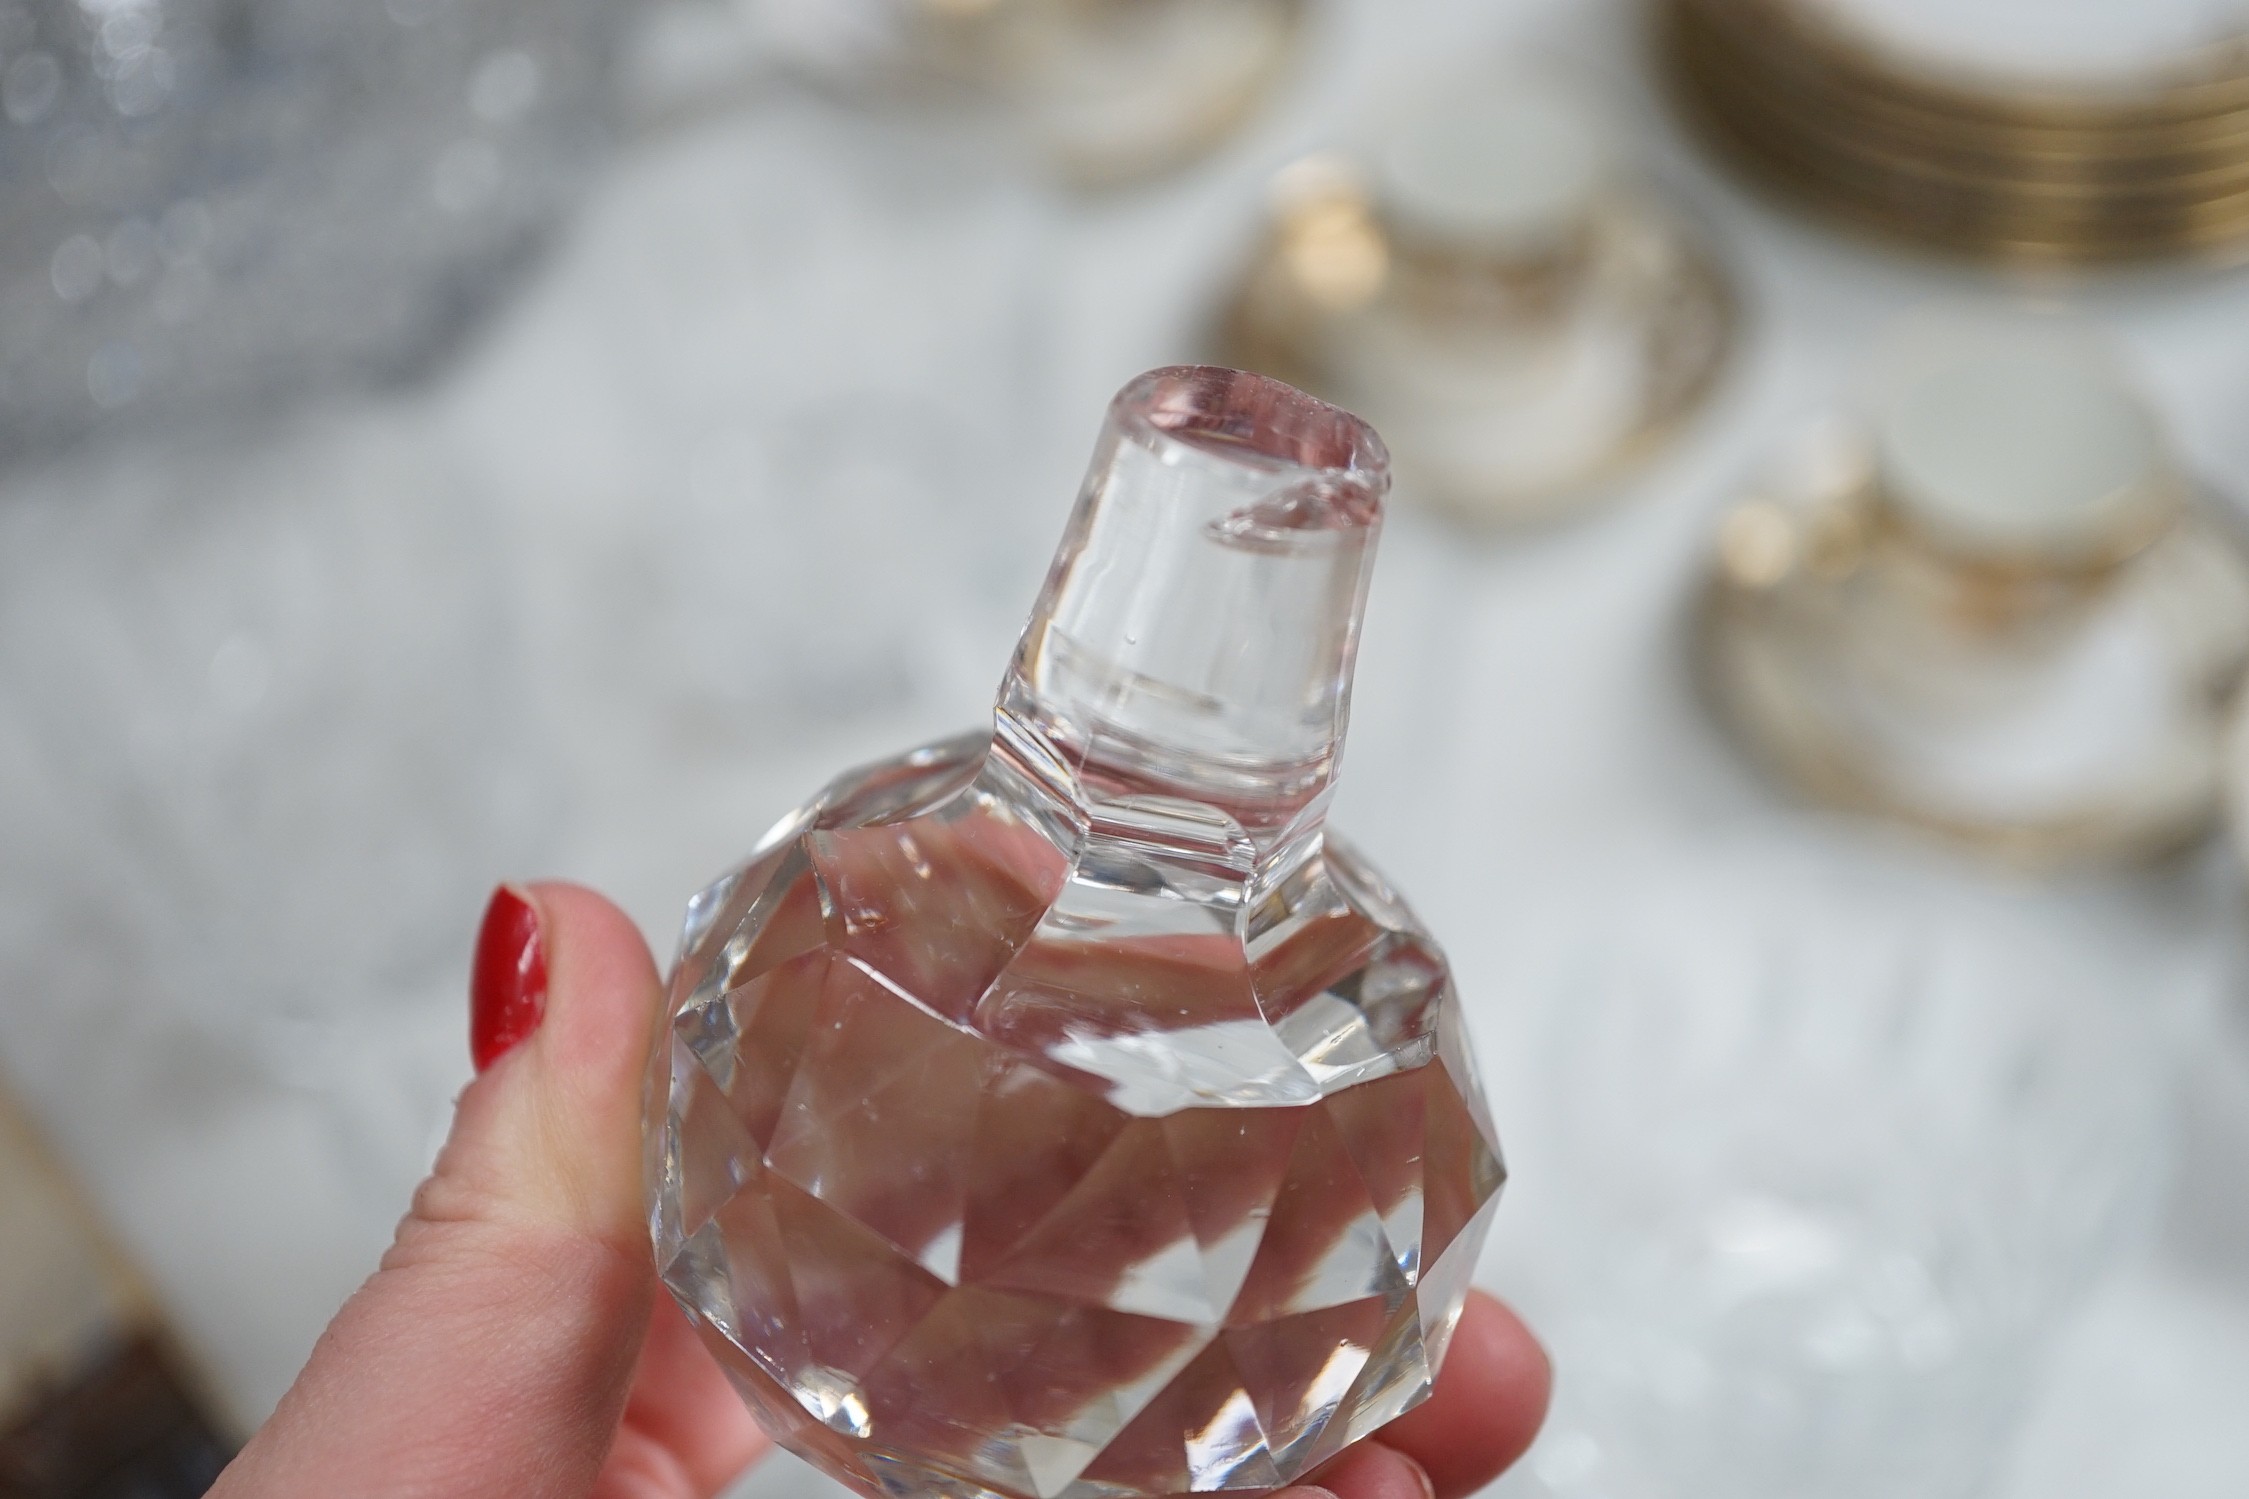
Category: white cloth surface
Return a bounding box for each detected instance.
[2,0,2246,1494]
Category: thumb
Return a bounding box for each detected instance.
[215,883,665,1498]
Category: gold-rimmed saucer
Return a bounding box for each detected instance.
[1699,323,2249,864]
[1221,76,1736,525]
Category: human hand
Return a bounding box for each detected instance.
[212,883,1549,1499]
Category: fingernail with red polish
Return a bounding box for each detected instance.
[471,885,547,1072]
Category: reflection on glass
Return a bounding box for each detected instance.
[1699,319,2249,864]
[574,95,1057,738]
[0,408,552,1192]
[1222,75,1734,525]
[1509,847,2185,1499]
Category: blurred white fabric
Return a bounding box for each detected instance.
[1,0,2246,1494]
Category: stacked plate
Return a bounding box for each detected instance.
[1663,0,2249,266]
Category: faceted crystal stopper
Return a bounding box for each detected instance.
[648,367,1504,1499]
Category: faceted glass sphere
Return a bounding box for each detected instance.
[650,367,1502,1499]
[648,734,1502,1499]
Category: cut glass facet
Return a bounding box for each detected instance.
[649,367,1503,1499]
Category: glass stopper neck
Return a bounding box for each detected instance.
[998,366,1389,848]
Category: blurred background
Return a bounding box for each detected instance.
[3,0,2249,1495]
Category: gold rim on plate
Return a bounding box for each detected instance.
[1662,0,2249,266]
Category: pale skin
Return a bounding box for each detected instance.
[211,883,1551,1499]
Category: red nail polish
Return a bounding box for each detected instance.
[470,885,547,1072]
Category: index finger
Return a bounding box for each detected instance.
[1360,1292,1550,1499]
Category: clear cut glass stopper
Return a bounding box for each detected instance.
[649,366,1501,1499]
[999,365,1390,845]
